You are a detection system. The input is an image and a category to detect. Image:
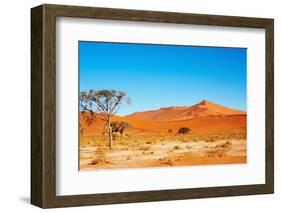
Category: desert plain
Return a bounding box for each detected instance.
[80,100,247,170]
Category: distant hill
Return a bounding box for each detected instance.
[126,100,246,121]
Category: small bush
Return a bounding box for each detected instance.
[139,146,150,151]
[178,127,191,134]
[80,127,85,136]
[186,145,191,149]
[90,148,105,165]
[112,132,120,140]
[174,145,180,150]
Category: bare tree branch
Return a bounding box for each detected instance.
[79,89,131,149]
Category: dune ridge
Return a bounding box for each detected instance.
[126,100,246,121]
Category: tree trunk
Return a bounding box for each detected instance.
[107,115,113,149]
[108,130,113,149]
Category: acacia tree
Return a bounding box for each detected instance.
[111,121,130,140]
[80,89,130,149]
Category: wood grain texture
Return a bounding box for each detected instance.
[31,5,43,207]
[265,20,274,193]
[31,4,274,208]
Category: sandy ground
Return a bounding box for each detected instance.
[80,137,246,170]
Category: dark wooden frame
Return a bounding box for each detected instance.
[31,4,274,208]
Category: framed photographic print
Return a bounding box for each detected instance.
[31,4,274,208]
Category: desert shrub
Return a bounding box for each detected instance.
[209,137,215,142]
[221,141,231,148]
[205,148,225,158]
[168,129,173,133]
[173,145,180,150]
[162,155,174,166]
[164,159,173,166]
[139,146,150,151]
[226,141,231,145]
[186,145,191,149]
[80,127,85,136]
[112,132,120,140]
[91,148,106,165]
[178,127,191,134]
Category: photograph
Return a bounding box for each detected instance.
[79,41,247,170]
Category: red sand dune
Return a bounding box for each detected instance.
[81,100,246,136]
[126,100,245,121]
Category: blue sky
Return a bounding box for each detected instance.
[79,41,247,115]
